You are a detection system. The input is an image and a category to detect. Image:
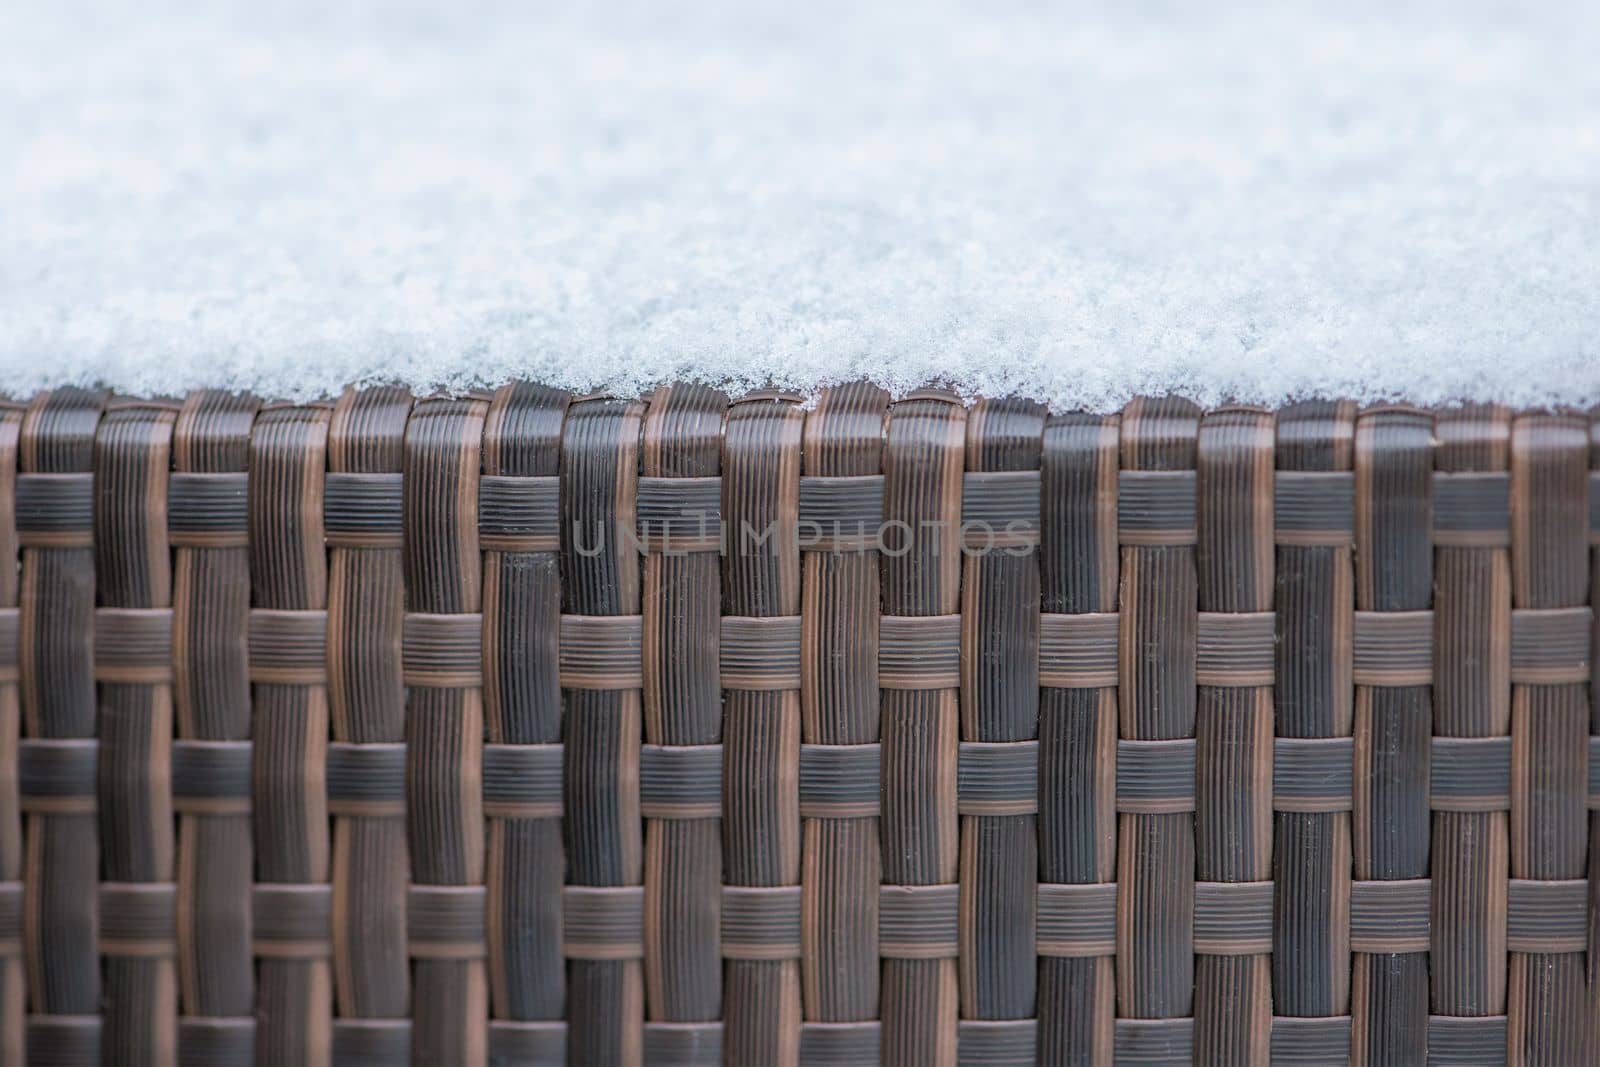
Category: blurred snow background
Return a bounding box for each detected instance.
[1,0,1597,409]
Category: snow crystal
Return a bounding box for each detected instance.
[2,0,1597,410]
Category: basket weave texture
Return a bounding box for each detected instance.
[1,384,1597,1066]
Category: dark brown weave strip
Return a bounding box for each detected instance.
[250,400,333,1066]
[561,395,646,1066]
[959,397,1044,1046]
[405,396,490,1065]
[1508,413,1591,1064]
[1352,406,1433,1065]
[0,403,20,1067]
[1193,406,1274,1065]
[22,389,107,1062]
[1432,406,1512,1031]
[640,383,727,1065]
[173,391,259,1063]
[721,390,804,1067]
[482,381,569,1059]
[879,388,963,1067]
[798,381,887,1066]
[92,403,179,1067]
[328,386,412,1057]
[1272,400,1355,1045]
[1037,410,1119,1065]
[1117,396,1198,1036]
[0,386,1596,1067]
[1590,409,1600,1061]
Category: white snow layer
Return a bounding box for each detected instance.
[2,1,1598,411]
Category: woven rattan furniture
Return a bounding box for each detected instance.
[1,384,1596,1065]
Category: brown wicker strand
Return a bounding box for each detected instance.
[249,400,334,1066]
[1507,413,1591,1064]
[1193,405,1275,1065]
[1352,406,1435,1064]
[1115,396,1200,1061]
[327,386,414,1061]
[20,388,107,1066]
[638,383,728,1066]
[171,390,260,1065]
[1270,400,1356,1064]
[0,402,22,1067]
[1587,407,1600,1061]
[404,396,491,1066]
[877,389,965,1067]
[482,381,570,1066]
[957,397,1045,1065]
[720,391,804,1067]
[95,399,181,1065]
[560,395,647,1066]
[1430,406,1512,1055]
[799,382,888,1066]
[1037,410,1120,1065]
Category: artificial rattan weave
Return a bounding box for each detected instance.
[1,384,1597,1066]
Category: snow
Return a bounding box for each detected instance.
[2,0,1597,410]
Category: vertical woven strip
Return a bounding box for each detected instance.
[1271,401,1355,1061]
[1590,407,1600,1062]
[1352,406,1434,1065]
[957,397,1043,1063]
[561,395,646,1066]
[0,403,21,1067]
[1430,407,1511,1056]
[1115,396,1199,1058]
[640,383,727,1063]
[173,390,260,1064]
[798,382,886,1066]
[404,397,490,1065]
[721,391,804,1067]
[1507,413,1590,1063]
[1193,406,1275,1065]
[328,385,413,1062]
[1037,411,1119,1065]
[20,388,106,1064]
[879,389,964,1067]
[249,401,334,1067]
[95,399,179,1065]
[481,381,570,1066]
